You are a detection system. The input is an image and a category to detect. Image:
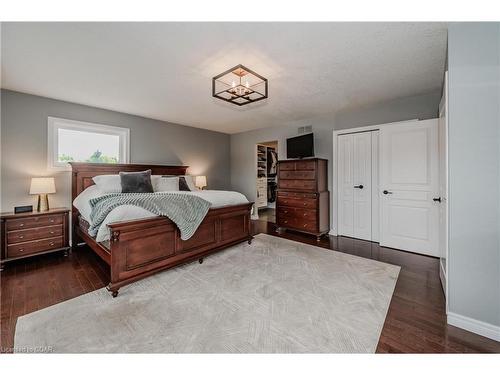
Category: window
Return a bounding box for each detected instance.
[48,117,130,170]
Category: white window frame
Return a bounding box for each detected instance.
[47,117,130,171]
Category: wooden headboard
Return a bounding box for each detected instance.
[70,162,189,203]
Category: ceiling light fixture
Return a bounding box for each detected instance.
[212,64,268,106]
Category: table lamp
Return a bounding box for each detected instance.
[30,177,56,211]
[195,175,207,190]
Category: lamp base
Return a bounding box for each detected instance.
[37,194,50,212]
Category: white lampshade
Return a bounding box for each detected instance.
[195,175,207,189]
[29,177,56,194]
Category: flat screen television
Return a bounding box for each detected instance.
[286,133,314,159]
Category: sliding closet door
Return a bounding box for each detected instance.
[338,132,373,241]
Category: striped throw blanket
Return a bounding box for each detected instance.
[88,192,211,240]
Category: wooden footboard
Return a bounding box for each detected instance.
[104,202,253,297]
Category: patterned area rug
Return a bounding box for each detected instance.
[14,234,400,353]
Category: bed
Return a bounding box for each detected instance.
[70,162,253,297]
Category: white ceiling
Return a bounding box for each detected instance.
[1,22,447,134]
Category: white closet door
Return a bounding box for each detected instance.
[379,119,439,256]
[338,134,354,237]
[352,132,372,241]
[371,131,380,242]
[338,132,373,241]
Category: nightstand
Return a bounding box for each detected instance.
[1,208,70,271]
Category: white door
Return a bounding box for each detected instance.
[352,132,372,240]
[379,119,439,256]
[338,134,354,237]
[338,132,373,241]
[438,72,449,301]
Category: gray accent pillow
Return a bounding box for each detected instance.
[179,176,192,191]
[119,170,154,193]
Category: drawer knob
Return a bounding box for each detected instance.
[50,219,54,223]
[19,249,24,252]
[19,235,24,239]
[284,220,288,224]
[50,242,55,246]
[19,223,24,227]
[303,213,307,217]
[303,224,308,228]
[50,231,54,234]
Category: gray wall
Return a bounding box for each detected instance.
[447,23,500,327]
[335,91,442,130]
[1,90,230,212]
[230,90,440,224]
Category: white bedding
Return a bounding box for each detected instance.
[74,189,249,242]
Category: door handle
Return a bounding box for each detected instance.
[354,185,364,189]
[433,197,442,202]
[383,190,393,195]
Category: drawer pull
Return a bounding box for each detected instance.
[50,242,55,246]
[284,220,288,224]
[303,213,307,217]
[284,210,288,214]
[19,223,24,227]
[19,235,24,239]
[303,224,308,228]
[50,231,55,234]
[50,219,55,223]
[19,248,24,252]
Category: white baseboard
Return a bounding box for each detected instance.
[447,312,500,342]
[328,229,337,236]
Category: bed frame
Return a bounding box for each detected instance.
[70,162,253,297]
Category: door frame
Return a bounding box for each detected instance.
[331,120,418,236]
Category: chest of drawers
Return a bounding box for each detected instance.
[1,208,70,270]
[276,159,330,241]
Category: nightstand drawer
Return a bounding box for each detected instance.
[7,225,64,244]
[7,237,64,258]
[6,214,63,231]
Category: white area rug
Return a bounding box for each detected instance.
[15,234,400,353]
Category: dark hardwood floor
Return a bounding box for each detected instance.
[1,220,499,353]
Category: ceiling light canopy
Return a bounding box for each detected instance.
[212,64,268,106]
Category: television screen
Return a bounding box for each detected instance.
[286,133,314,159]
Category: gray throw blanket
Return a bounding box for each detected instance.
[88,192,211,240]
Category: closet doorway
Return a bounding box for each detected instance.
[256,141,278,223]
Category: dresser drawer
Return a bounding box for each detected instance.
[279,170,316,180]
[279,162,295,170]
[277,195,318,209]
[295,160,316,170]
[7,237,64,258]
[278,207,317,222]
[277,216,317,232]
[278,179,316,191]
[6,214,63,231]
[277,191,317,199]
[7,225,63,244]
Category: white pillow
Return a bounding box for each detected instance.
[154,176,179,192]
[73,185,103,223]
[92,174,121,193]
[92,174,161,193]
